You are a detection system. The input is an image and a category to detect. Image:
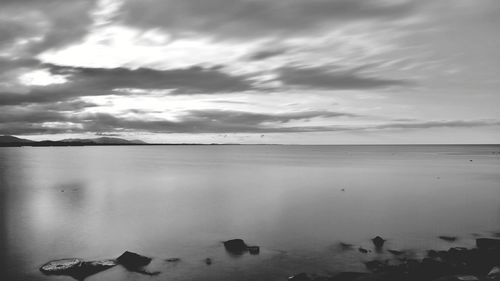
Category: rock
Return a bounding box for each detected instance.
[372,236,386,248]
[116,251,152,269]
[204,258,212,265]
[338,242,354,251]
[476,238,500,250]
[288,272,312,281]
[247,246,260,255]
[40,258,117,280]
[359,247,369,254]
[223,239,248,254]
[40,258,83,275]
[433,275,480,281]
[74,260,117,280]
[488,266,500,280]
[388,250,404,256]
[439,236,458,242]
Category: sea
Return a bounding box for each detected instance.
[1,145,499,280]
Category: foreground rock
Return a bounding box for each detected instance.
[116,251,158,276]
[476,238,500,250]
[223,239,260,255]
[116,251,151,269]
[372,236,386,249]
[291,238,500,281]
[40,258,117,280]
[224,239,248,254]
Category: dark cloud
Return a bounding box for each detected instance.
[278,65,411,90]
[45,64,255,94]
[247,48,288,61]
[0,0,97,55]
[119,0,416,39]
[373,120,500,130]
[2,104,499,136]
[0,64,256,106]
[0,109,357,135]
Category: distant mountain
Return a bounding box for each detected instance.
[59,137,147,144]
[0,135,147,146]
[0,135,34,143]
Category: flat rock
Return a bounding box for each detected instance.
[40,258,83,274]
[40,258,117,280]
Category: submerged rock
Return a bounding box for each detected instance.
[223,239,248,254]
[204,258,212,265]
[439,236,458,242]
[116,251,152,270]
[371,236,386,249]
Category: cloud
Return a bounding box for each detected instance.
[118,0,416,40]
[45,63,255,94]
[247,48,288,61]
[0,0,98,55]
[0,63,256,106]
[277,65,411,90]
[0,109,357,135]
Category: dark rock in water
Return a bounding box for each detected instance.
[339,242,354,251]
[40,258,117,280]
[476,238,500,250]
[223,239,248,254]
[433,275,480,281]
[372,236,386,248]
[165,258,181,262]
[288,272,312,281]
[204,258,212,265]
[247,246,260,255]
[358,247,369,254]
[439,236,458,242]
[40,258,82,275]
[116,251,152,269]
[388,249,404,256]
[74,260,117,280]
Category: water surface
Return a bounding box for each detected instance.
[1,145,500,280]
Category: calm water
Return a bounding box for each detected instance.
[1,145,500,280]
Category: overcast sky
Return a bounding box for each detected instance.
[1,0,499,144]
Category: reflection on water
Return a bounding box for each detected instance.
[1,145,500,280]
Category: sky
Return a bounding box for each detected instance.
[0,0,499,144]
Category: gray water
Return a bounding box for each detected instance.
[1,145,500,280]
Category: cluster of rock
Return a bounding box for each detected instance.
[39,251,156,280]
[40,239,260,280]
[289,238,500,281]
